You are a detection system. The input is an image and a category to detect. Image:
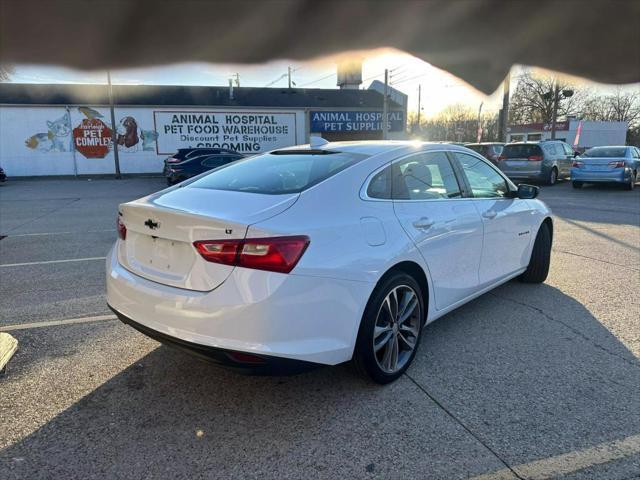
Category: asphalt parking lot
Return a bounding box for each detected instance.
[1,176,639,480]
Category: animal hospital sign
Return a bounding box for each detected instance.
[310,111,404,132]
[153,110,298,155]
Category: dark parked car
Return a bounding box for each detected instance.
[465,142,504,164]
[164,149,244,185]
[0,165,6,182]
[165,147,232,164]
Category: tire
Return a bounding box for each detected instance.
[353,272,425,384]
[546,167,558,186]
[572,181,583,189]
[624,171,635,191]
[519,222,552,284]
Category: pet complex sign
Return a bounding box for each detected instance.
[73,118,112,158]
[153,110,297,155]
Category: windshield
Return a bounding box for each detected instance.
[188,150,367,194]
[583,147,627,158]
[502,144,543,158]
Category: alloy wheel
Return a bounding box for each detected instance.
[373,285,421,374]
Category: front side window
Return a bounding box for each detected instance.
[455,152,509,198]
[392,152,461,200]
[189,150,367,194]
[562,143,574,156]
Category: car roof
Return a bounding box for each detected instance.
[276,140,479,156]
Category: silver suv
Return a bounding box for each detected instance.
[497,141,576,185]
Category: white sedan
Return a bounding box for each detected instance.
[107,140,552,384]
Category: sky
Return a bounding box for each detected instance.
[8,48,636,119]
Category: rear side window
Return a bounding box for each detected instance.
[502,144,543,158]
[189,151,367,194]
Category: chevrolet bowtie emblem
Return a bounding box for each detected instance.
[144,219,160,230]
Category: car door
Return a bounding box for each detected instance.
[452,151,536,286]
[629,147,639,171]
[560,143,575,175]
[390,150,484,310]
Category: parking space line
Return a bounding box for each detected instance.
[470,433,640,480]
[0,257,106,268]
[0,314,117,332]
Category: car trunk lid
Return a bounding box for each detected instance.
[117,186,299,291]
[580,156,626,170]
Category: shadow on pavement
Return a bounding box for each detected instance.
[1,283,639,479]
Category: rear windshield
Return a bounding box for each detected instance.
[502,144,543,158]
[187,150,367,194]
[583,147,627,158]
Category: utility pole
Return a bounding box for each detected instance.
[107,71,121,179]
[288,66,292,89]
[382,68,389,140]
[476,101,484,142]
[416,84,422,134]
[500,71,511,142]
[550,81,560,140]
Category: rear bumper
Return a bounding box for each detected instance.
[498,164,548,181]
[109,305,321,374]
[106,245,373,366]
[570,168,629,183]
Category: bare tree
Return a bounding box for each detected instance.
[581,87,639,124]
[509,72,583,124]
[0,64,14,82]
[408,104,500,142]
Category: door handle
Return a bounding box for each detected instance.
[482,210,497,219]
[412,217,435,230]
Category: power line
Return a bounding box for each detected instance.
[264,73,287,87]
[298,72,336,87]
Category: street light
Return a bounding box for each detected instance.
[546,85,574,139]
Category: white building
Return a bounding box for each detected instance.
[506,119,628,149]
[0,83,406,177]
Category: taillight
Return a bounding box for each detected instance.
[609,160,625,168]
[166,157,182,164]
[497,155,507,161]
[194,236,310,274]
[528,155,543,161]
[117,215,126,240]
[572,160,584,168]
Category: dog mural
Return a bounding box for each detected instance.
[25,112,72,152]
[117,116,140,149]
[116,116,157,152]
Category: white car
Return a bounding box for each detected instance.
[107,140,552,384]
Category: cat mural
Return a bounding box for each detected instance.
[25,112,72,152]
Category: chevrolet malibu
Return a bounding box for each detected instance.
[107,140,553,384]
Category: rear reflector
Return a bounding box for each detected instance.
[528,155,543,161]
[226,351,266,364]
[117,215,127,240]
[194,236,310,274]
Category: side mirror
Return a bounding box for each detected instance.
[517,184,539,199]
